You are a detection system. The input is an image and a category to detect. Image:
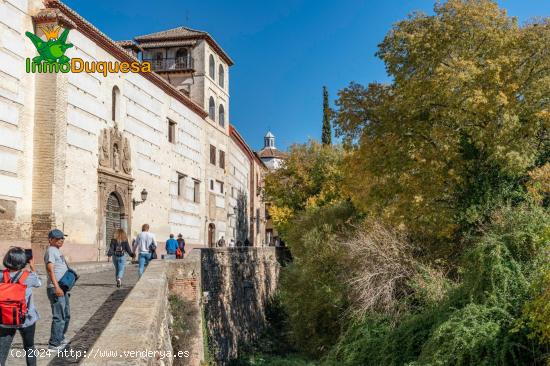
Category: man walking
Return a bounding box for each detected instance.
[44,229,70,351]
[165,234,178,259]
[135,224,156,277]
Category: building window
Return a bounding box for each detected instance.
[209,97,215,120]
[218,65,224,88]
[177,173,185,197]
[111,86,120,122]
[193,180,200,203]
[154,52,163,69]
[231,187,235,198]
[209,54,215,79]
[210,145,216,165]
[210,179,214,190]
[219,150,225,169]
[218,104,225,127]
[256,208,260,234]
[217,180,224,194]
[168,119,176,144]
[175,48,188,68]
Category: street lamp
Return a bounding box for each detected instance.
[132,188,148,210]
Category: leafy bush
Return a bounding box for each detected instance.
[278,201,357,357]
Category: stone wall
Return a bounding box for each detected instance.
[201,247,281,364]
[81,255,203,366]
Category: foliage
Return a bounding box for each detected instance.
[278,202,357,357]
[263,141,347,228]
[260,1,550,365]
[333,0,550,250]
[322,86,332,145]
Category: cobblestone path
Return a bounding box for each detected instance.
[6,265,139,366]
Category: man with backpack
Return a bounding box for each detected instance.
[44,229,71,351]
[0,247,41,366]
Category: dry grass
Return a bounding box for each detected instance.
[343,221,419,319]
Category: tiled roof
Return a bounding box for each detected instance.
[257,148,287,159]
[139,40,197,49]
[133,26,234,66]
[43,0,208,119]
[134,26,206,41]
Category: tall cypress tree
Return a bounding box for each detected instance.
[322,86,332,145]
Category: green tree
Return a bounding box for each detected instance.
[322,86,332,145]
[263,141,346,228]
[333,0,549,254]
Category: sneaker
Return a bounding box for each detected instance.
[116,279,121,288]
[48,339,68,351]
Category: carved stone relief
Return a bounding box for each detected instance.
[98,125,131,175]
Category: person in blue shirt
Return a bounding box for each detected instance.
[165,234,178,259]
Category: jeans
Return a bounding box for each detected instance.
[113,255,127,280]
[47,288,70,347]
[138,252,152,277]
[0,323,36,366]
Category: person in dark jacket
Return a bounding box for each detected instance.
[107,229,134,288]
[176,234,185,259]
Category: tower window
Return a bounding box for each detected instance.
[209,54,215,79]
[111,86,120,122]
[168,119,176,144]
[218,65,224,88]
[175,48,188,68]
[193,180,200,203]
[177,172,185,197]
[210,145,216,165]
[209,97,215,120]
[218,104,225,127]
[219,150,225,169]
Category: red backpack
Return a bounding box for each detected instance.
[0,269,29,326]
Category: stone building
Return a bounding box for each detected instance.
[257,131,287,171]
[257,131,287,245]
[0,0,267,262]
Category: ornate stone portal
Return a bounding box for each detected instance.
[97,126,133,256]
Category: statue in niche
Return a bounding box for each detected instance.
[99,129,110,167]
[121,138,132,174]
[113,144,120,172]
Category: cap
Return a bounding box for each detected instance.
[48,229,67,239]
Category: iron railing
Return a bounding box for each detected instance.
[143,57,195,72]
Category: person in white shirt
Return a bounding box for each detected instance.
[134,224,156,277]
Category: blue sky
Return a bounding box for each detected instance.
[64,0,549,151]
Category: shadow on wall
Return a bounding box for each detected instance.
[201,248,281,365]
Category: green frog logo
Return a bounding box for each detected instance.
[25,25,73,65]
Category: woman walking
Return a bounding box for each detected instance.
[107,229,134,287]
[0,247,41,366]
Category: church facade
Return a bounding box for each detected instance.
[0,0,268,262]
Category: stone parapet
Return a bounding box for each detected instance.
[81,260,172,366]
[81,254,202,366]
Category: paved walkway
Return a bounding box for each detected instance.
[6,265,139,366]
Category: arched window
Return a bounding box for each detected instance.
[218,65,224,88]
[111,86,120,122]
[175,48,188,68]
[208,97,215,120]
[218,104,225,127]
[154,52,163,69]
[209,55,215,79]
